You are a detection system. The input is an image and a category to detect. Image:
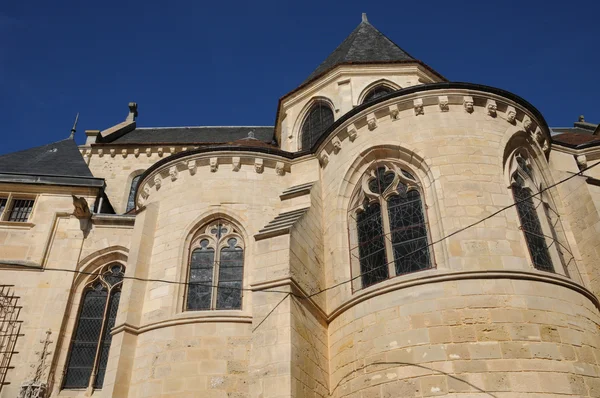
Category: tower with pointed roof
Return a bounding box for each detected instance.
[1,14,600,398]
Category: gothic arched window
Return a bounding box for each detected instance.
[349,163,431,289]
[63,264,124,389]
[362,85,393,104]
[509,152,555,272]
[125,175,141,213]
[186,220,244,311]
[300,102,334,150]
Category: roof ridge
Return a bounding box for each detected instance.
[136,126,274,130]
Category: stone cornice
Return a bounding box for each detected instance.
[314,88,552,169]
[111,313,252,336]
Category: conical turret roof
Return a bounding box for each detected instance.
[302,16,417,85]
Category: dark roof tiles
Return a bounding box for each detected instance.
[302,20,416,85]
[109,126,275,145]
[0,139,93,178]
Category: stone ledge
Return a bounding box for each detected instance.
[111,313,252,336]
[328,269,599,323]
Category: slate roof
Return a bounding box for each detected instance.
[107,126,275,145]
[0,138,93,178]
[302,20,417,85]
[551,118,600,148]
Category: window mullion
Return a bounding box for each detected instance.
[89,285,111,390]
[380,198,396,278]
[211,245,220,310]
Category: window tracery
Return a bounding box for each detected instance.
[349,162,431,289]
[300,103,334,150]
[509,151,555,273]
[186,220,244,311]
[63,263,124,390]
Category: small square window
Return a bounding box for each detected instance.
[8,199,34,222]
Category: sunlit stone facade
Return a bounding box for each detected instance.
[2,15,600,398]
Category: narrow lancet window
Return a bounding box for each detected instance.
[362,85,393,104]
[301,103,334,150]
[64,264,124,390]
[125,175,141,213]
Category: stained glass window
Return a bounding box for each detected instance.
[64,264,125,390]
[186,220,244,311]
[350,164,432,289]
[125,175,141,213]
[363,86,393,104]
[511,163,554,273]
[301,103,334,150]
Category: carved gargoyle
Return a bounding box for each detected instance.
[71,195,91,219]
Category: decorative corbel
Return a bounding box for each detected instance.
[413,98,424,116]
[275,162,285,176]
[463,96,474,113]
[506,106,517,124]
[254,158,264,173]
[121,149,128,158]
[486,99,497,117]
[320,152,329,167]
[170,147,176,155]
[142,185,151,198]
[138,195,145,207]
[154,175,162,189]
[169,166,178,181]
[576,154,587,169]
[332,137,342,154]
[438,96,449,112]
[347,123,358,142]
[146,148,152,157]
[188,160,197,175]
[98,149,104,157]
[523,116,533,131]
[232,157,241,172]
[367,113,377,131]
[182,147,188,152]
[134,148,140,158]
[157,147,164,157]
[389,104,399,120]
[210,157,218,173]
[110,149,116,158]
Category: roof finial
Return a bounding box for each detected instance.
[248,130,255,139]
[69,113,79,139]
[127,102,138,122]
[362,13,368,23]
[579,115,585,122]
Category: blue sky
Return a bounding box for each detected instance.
[1,0,598,155]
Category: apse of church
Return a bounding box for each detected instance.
[2,13,600,398]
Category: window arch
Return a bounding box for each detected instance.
[125,174,141,213]
[349,162,431,289]
[362,85,394,104]
[509,151,558,273]
[300,102,334,150]
[186,219,244,311]
[63,263,125,390]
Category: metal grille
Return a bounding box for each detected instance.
[513,181,554,272]
[63,285,107,389]
[356,202,388,287]
[0,198,7,219]
[363,86,393,104]
[0,285,22,393]
[94,291,120,388]
[388,189,430,275]
[216,238,243,309]
[301,104,334,150]
[125,175,141,213]
[187,242,215,311]
[8,199,34,222]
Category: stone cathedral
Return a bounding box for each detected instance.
[2,14,600,398]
